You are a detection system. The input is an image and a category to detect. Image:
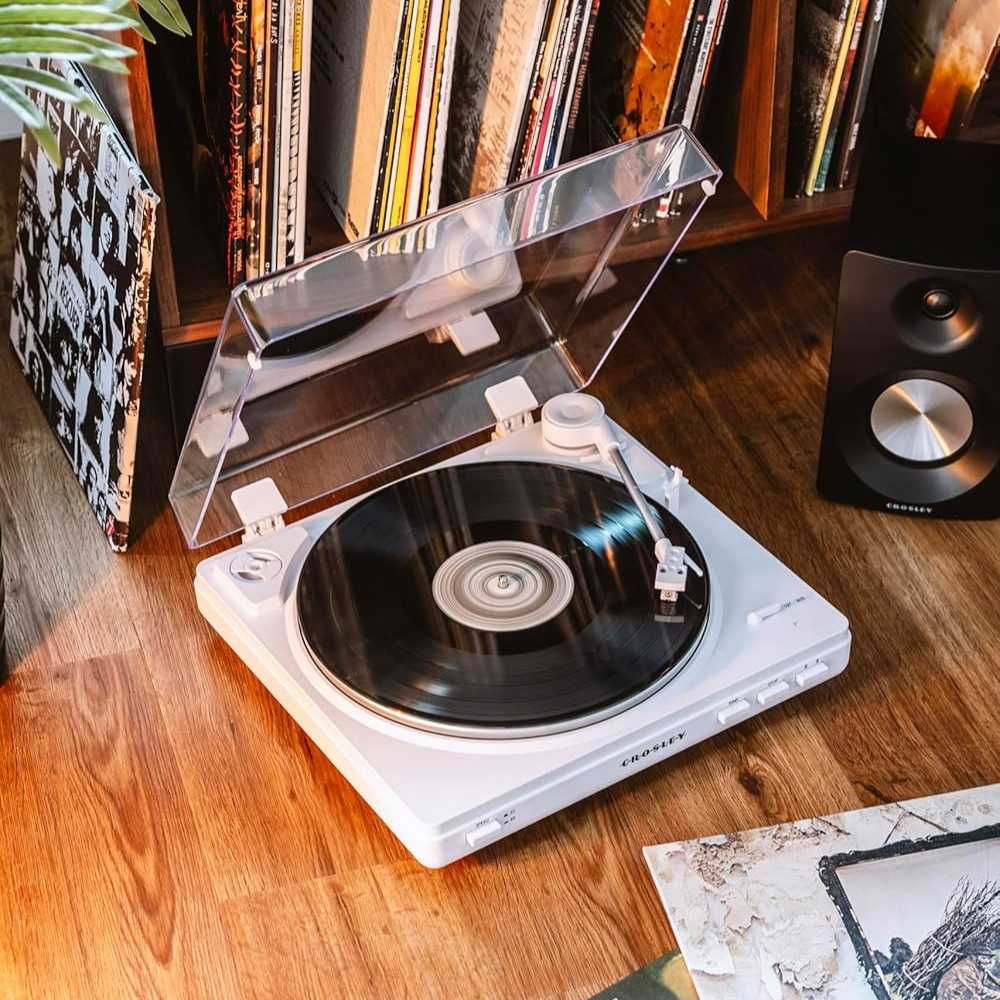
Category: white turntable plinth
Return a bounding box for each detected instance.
[193,406,851,867]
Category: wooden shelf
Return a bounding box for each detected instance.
[685,177,852,252]
[159,174,851,347]
[144,2,855,352]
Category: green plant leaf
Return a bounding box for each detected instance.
[73,94,110,125]
[0,60,90,98]
[0,25,134,56]
[122,13,156,43]
[28,122,60,163]
[0,7,144,31]
[0,75,43,127]
[103,0,159,42]
[0,63,110,126]
[0,76,60,163]
[136,0,190,36]
[0,0,131,6]
[0,43,132,73]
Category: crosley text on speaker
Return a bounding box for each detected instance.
[817,136,1000,518]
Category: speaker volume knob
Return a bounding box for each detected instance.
[870,378,973,463]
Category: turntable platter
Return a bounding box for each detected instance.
[295,461,710,737]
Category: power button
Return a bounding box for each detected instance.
[465,819,503,848]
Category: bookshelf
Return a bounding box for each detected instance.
[124,5,856,351]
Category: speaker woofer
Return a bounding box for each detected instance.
[869,378,974,464]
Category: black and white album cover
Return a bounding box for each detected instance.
[820,826,1000,1000]
[645,784,1000,1000]
[9,59,158,551]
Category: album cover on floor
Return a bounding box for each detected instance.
[9,59,159,551]
[588,950,698,1000]
[644,784,1000,999]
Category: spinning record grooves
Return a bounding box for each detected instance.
[296,461,710,737]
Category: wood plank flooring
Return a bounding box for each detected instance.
[1,138,998,998]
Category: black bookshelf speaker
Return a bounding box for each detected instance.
[817,136,1000,518]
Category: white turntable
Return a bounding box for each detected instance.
[170,129,851,867]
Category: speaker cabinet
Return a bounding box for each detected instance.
[817,137,1000,518]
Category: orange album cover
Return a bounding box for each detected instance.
[916,0,1000,138]
[587,0,694,146]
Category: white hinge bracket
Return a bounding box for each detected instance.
[664,466,686,513]
[484,376,539,440]
[231,477,288,543]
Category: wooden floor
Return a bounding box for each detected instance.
[2,136,999,999]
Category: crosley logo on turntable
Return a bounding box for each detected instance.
[622,731,687,768]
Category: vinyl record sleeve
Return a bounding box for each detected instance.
[831,0,885,188]
[310,0,408,239]
[445,0,551,200]
[9,60,158,551]
[787,0,852,196]
[585,0,695,147]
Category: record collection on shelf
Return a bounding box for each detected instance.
[788,0,1000,198]
[141,2,825,351]
[151,0,736,273]
[135,0,1000,428]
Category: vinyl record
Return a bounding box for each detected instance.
[296,461,709,736]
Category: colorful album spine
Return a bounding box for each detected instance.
[283,0,305,266]
[831,0,884,188]
[402,0,439,222]
[665,0,712,127]
[561,0,601,163]
[678,0,723,128]
[510,0,559,183]
[259,0,281,271]
[529,0,572,176]
[534,0,577,175]
[388,0,431,227]
[787,0,853,197]
[420,0,452,215]
[226,0,250,284]
[691,0,730,134]
[370,0,416,238]
[371,0,413,234]
[546,0,590,171]
[805,0,860,196]
[273,0,294,267]
[245,0,266,278]
[814,0,869,193]
[292,0,312,261]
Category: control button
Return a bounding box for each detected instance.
[717,699,752,725]
[747,595,807,626]
[465,819,503,848]
[756,681,790,706]
[796,661,830,687]
[747,602,781,626]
